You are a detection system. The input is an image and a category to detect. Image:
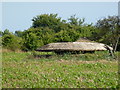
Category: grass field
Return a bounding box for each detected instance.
[2,51,119,88]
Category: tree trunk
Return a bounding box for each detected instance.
[113,36,120,53]
[104,45,115,58]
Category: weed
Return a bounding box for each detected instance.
[2,51,119,88]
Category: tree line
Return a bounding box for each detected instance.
[0,14,120,52]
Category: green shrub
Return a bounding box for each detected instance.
[2,34,22,51]
[22,32,42,51]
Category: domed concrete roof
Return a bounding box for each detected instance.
[36,42,113,52]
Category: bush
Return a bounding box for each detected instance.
[2,34,22,51]
[22,32,42,51]
[22,27,55,51]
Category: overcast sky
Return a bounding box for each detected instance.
[1,2,118,32]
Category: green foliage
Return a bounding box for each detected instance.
[32,14,63,32]
[0,36,2,46]
[2,29,12,36]
[2,34,22,51]
[0,30,2,36]
[22,32,41,51]
[22,27,55,51]
[15,30,23,37]
[38,27,55,45]
[1,14,102,51]
[68,15,85,26]
[1,14,119,88]
[1,14,119,51]
[92,16,120,51]
[2,51,118,88]
[55,29,79,42]
[79,25,96,38]
[31,51,115,61]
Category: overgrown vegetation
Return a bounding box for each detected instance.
[30,51,117,61]
[1,14,120,88]
[2,51,119,88]
[1,14,120,52]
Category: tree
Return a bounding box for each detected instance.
[22,27,55,51]
[68,15,85,26]
[15,30,23,37]
[2,29,11,35]
[77,25,96,38]
[32,14,64,32]
[94,16,120,51]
